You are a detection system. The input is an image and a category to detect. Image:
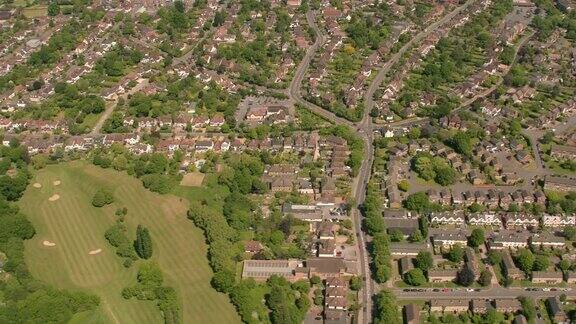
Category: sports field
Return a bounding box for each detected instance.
[19,162,239,324]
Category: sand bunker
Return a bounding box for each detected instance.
[33,183,42,188]
[88,249,102,255]
[42,240,56,247]
[48,194,60,201]
[53,180,61,186]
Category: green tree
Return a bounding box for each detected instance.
[403,192,431,213]
[48,2,60,16]
[415,251,433,272]
[478,269,492,287]
[469,228,485,248]
[134,225,153,259]
[447,244,464,263]
[373,290,400,324]
[457,266,475,286]
[389,229,404,242]
[563,226,576,241]
[516,249,535,273]
[532,255,550,271]
[91,188,114,207]
[403,268,426,286]
[397,180,409,192]
[520,297,536,321]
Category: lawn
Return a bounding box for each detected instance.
[22,5,47,18]
[20,162,240,324]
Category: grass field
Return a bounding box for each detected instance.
[19,162,240,324]
[180,172,205,187]
[22,5,47,18]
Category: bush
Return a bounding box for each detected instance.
[92,188,114,207]
[141,174,174,194]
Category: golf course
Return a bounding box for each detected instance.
[18,161,240,324]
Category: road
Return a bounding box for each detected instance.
[393,287,576,300]
[90,78,149,135]
[361,0,479,126]
[289,2,480,322]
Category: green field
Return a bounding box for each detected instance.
[19,162,240,324]
[22,5,47,18]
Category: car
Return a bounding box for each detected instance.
[432,289,440,292]
[474,289,481,292]
[466,288,474,292]
[542,288,551,292]
[525,288,532,291]
[315,317,322,320]
[403,289,411,292]
[551,288,557,291]
[442,288,449,292]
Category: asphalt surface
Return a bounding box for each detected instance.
[393,287,576,300]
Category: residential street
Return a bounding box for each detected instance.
[290,1,485,322]
[394,287,576,300]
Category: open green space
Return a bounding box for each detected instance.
[19,162,239,324]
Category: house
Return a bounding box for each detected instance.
[432,231,467,251]
[494,299,522,313]
[542,214,575,228]
[244,240,263,254]
[429,211,465,226]
[504,213,539,229]
[428,270,458,283]
[544,175,576,192]
[530,234,566,249]
[430,299,469,313]
[471,299,491,314]
[546,297,568,323]
[404,304,420,324]
[386,218,419,237]
[467,213,502,227]
[566,272,576,284]
[282,203,323,222]
[241,260,299,281]
[501,251,524,280]
[390,242,430,259]
[489,231,529,250]
[532,271,563,284]
[550,144,576,160]
[306,257,348,278]
[325,277,347,288]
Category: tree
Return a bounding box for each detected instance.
[516,249,535,273]
[447,244,464,263]
[403,269,426,286]
[415,251,433,272]
[478,269,492,287]
[373,290,400,324]
[487,250,502,266]
[563,226,576,241]
[532,255,550,271]
[389,229,404,242]
[456,266,475,286]
[403,192,431,213]
[349,276,361,291]
[48,2,60,16]
[134,225,153,259]
[397,180,409,192]
[469,228,485,248]
[408,230,423,243]
[92,188,114,207]
[520,297,536,321]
